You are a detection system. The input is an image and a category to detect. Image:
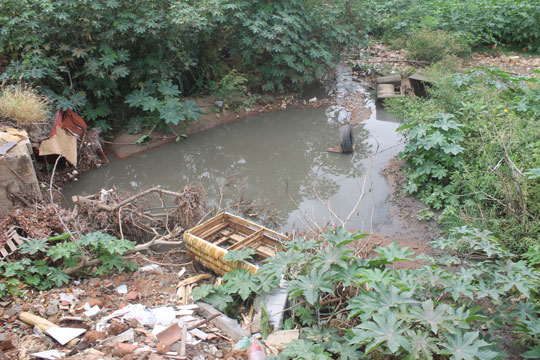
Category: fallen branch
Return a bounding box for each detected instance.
[71,186,183,212]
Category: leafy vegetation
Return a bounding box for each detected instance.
[357,0,540,51]
[405,28,471,63]
[195,228,540,358]
[0,232,137,298]
[0,0,358,133]
[387,67,540,253]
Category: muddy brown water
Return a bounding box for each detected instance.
[65,70,405,235]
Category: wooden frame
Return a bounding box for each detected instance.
[184,212,287,275]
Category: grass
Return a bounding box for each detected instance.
[0,85,51,126]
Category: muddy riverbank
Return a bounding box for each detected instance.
[64,63,439,255]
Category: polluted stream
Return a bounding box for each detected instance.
[65,66,405,235]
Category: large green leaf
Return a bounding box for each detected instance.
[409,300,451,334]
[351,312,409,354]
[437,331,495,360]
[288,268,334,305]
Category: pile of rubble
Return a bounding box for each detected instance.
[350,43,540,79]
[0,261,258,360]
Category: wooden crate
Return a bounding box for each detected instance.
[184,212,286,275]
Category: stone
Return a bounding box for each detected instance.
[112,342,139,356]
[101,329,135,346]
[169,342,181,353]
[107,320,129,335]
[46,303,58,316]
[157,342,170,354]
[196,302,249,342]
[148,354,163,360]
[0,339,14,351]
[5,305,20,317]
[77,298,104,311]
[125,291,139,301]
[0,333,8,342]
[0,130,41,217]
[82,330,107,345]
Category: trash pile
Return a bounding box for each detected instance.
[0,262,249,360]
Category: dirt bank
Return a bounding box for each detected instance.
[108,96,331,159]
[382,156,440,252]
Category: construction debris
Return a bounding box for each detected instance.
[0,257,245,359]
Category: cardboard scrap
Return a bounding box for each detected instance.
[30,350,67,359]
[0,128,28,143]
[39,127,77,166]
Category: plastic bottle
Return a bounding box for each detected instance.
[247,338,266,360]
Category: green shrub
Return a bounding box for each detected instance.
[195,228,540,358]
[388,68,540,252]
[356,0,540,51]
[0,232,137,299]
[214,70,248,105]
[0,0,358,132]
[405,28,470,63]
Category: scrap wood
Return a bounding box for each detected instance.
[180,324,187,359]
[18,312,86,345]
[176,274,212,288]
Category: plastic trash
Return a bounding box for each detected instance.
[247,338,266,360]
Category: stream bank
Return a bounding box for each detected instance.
[64,62,438,255]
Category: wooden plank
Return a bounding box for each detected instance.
[224,212,287,241]
[189,213,225,236]
[252,246,274,258]
[228,229,264,250]
[229,233,248,243]
[376,75,402,85]
[0,247,8,258]
[220,229,234,237]
[6,239,17,252]
[214,235,233,247]
[12,234,25,245]
[198,223,229,240]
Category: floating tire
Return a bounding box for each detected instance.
[339,125,354,154]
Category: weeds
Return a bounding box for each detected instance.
[405,28,471,63]
[0,84,51,126]
[0,232,137,298]
[387,68,540,252]
[195,228,540,358]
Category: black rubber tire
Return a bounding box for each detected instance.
[339,125,354,154]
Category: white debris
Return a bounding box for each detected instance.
[152,306,177,327]
[30,350,66,359]
[140,264,161,272]
[83,303,100,318]
[59,293,76,305]
[122,304,156,326]
[177,267,187,277]
[115,284,128,294]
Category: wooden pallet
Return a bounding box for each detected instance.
[0,227,27,259]
[184,213,287,275]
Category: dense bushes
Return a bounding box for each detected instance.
[405,28,471,62]
[387,68,540,252]
[357,0,540,51]
[0,0,357,132]
[196,228,540,358]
